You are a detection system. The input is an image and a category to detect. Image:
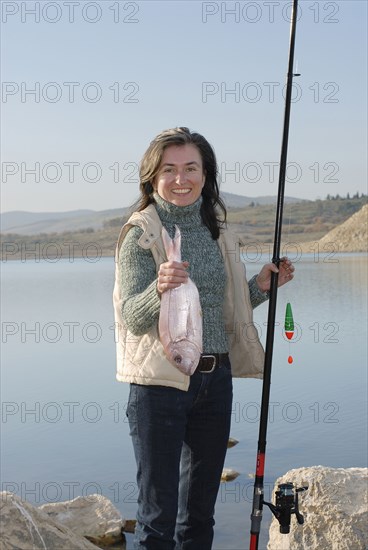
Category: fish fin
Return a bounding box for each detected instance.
[161,227,174,261]
[161,226,182,262]
[172,225,182,262]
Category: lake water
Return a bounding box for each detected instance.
[1,253,367,550]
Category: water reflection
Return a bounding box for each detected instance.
[1,255,367,549]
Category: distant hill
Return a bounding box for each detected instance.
[0,207,129,235]
[0,209,95,229]
[0,192,304,235]
[1,196,366,260]
[220,192,304,209]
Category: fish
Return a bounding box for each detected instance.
[159,225,203,375]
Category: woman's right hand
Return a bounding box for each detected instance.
[157,261,189,295]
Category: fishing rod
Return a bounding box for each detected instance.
[249,1,305,548]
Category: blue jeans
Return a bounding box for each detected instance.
[126,355,233,550]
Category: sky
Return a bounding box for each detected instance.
[1,0,367,213]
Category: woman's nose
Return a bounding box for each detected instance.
[175,171,187,184]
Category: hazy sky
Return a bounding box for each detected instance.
[1,0,367,212]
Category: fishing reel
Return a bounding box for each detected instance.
[263,482,308,534]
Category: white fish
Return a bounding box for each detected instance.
[159,225,203,375]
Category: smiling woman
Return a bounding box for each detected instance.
[153,144,206,207]
[112,126,295,550]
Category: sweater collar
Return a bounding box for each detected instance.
[153,192,202,226]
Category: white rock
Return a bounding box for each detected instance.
[0,491,99,549]
[39,493,125,545]
[267,466,368,550]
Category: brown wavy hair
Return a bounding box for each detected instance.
[134,127,227,240]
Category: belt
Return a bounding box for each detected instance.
[196,353,229,374]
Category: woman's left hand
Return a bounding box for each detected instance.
[256,257,295,293]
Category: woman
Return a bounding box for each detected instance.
[113,127,294,549]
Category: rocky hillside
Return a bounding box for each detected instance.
[316,204,367,252]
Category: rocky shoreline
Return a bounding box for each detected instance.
[0,493,129,550]
[1,466,367,550]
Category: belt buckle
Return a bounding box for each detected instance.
[199,354,217,373]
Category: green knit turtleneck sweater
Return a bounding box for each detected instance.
[119,193,268,353]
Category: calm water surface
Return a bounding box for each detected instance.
[1,254,367,550]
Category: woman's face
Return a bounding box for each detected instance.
[153,144,205,207]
